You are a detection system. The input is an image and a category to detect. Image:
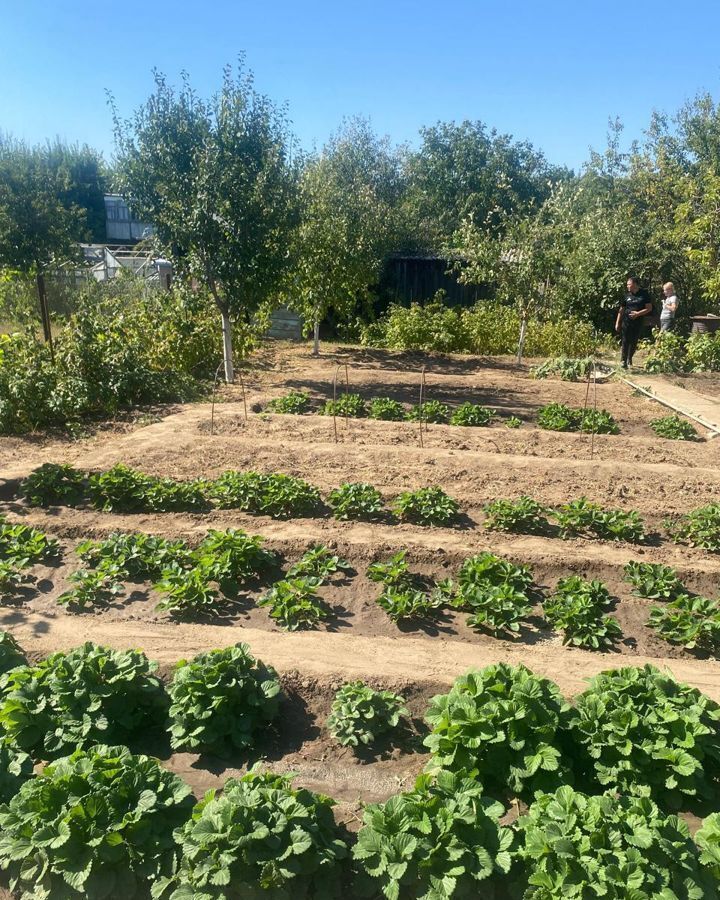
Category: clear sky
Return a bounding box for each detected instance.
[2,0,720,171]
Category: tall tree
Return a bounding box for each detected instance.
[288,119,402,354]
[111,63,299,382]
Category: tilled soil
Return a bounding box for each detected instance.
[2,342,720,809]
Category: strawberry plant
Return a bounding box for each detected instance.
[531,356,594,381]
[505,415,522,428]
[543,577,621,650]
[537,403,619,434]
[623,560,684,600]
[287,544,352,581]
[449,402,494,426]
[647,594,720,653]
[696,812,720,880]
[516,786,714,900]
[651,414,699,440]
[553,497,645,542]
[580,408,619,434]
[210,470,322,518]
[88,463,208,513]
[665,503,720,551]
[0,739,32,804]
[483,496,549,534]
[20,462,86,507]
[152,770,347,900]
[320,392,367,417]
[367,550,411,586]
[570,664,720,807]
[0,631,25,675]
[58,564,126,609]
[327,482,386,520]
[465,583,534,637]
[0,744,194,899]
[168,643,281,756]
[193,528,276,588]
[0,642,168,759]
[77,531,193,580]
[327,681,408,747]
[353,771,514,899]
[154,563,219,617]
[376,584,443,622]
[0,521,59,566]
[259,576,329,630]
[0,563,27,602]
[406,399,449,423]
[456,552,533,594]
[424,664,574,798]
[394,486,459,526]
[266,390,311,414]
[368,396,406,421]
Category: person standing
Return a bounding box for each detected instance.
[615,276,652,370]
[660,282,679,331]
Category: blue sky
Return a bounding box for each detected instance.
[2,0,720,171]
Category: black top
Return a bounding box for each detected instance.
[621,289,651,322]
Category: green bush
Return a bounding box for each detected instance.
[650,414,699,440]
[363,301,466,353]
[516,786,714,899]
[647,594,720,653]
[505,415,522,428]
[0,744,194,899]
[168,643,281,756]
[327,681,407,748]
[424,664,573,798]
[327,482,386,521]
[644,330,688,373]
[666,504,720,551]
[152,770,347,900]
[394,486,459,526]
[210,470,322,518]
[0,631,26,675]
[543,577,621,650]
[266,390,311,414]
[687,332,720,372]
[405,399,449,423]
[530,356,594,381]
[483,496,548,534]
[192,529,276,589]
[319,393,366,417]
[368,396,406,421]
[0,642,168,759]
[570,664,720,807]
[449,402,494,426]
[0,520,59,567]
[20,462,86,506]
[58,564,126,609]
[353,772,514,898]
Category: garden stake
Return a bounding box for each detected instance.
[344,363,350,430]
[210,360,224,436]
[238,368,248,422]
[418,366,426,448]
[331,365,340,443]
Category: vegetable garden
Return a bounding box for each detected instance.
[1,343,720,898]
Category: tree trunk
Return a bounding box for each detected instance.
[516,315,528,366]
[36,271,54,361]
[312,320,320,356]
[220,309,235,383]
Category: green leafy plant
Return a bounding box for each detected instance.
[266,390,311,414]
[367,551,411,586]
[696,812,720,880]
[192,529,276,589]
[405,399,449,424]
[570,664,720,807]
[543,576,621,650]
[516,786,714,900]
[154,563,219,617]
[505,415,522,428]
[319,392,367,417]
[644,330,688,373]
[0,562,26,602]
[327,482,386,520]
[651,414,699,441]
[483,495,548,534]
[553,496,645,542]
[0,739,32,804]
[376,584,442,622]
[88,463,208,513]
[77,531,193,580]
[368,396,406,421]
[210,470,322,518]
[623,560,684,600]
[353,771,514,899]
[152,770,347,900]
[666,504,720,551]
[465,583,534,637]
[168,643,281,756]
[58,564,126,609]
[0,642,167,759]
[579,408,619,434]
[0,744,194,898]
[531,356,594,381]
[394,486,459,526]
[0,521,59,566]
[537,403,619,434]
[424,664,573,798]
[287,544,352,581]
[259,576,329,630]
[19,462,86,507]
[648,594,720,653]
[456,551,533,594]
[449,402,494,427]
[0,631,26,675]
[327,681,407,748]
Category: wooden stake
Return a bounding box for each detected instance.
[418,365,426,448]
[210,361,224,436]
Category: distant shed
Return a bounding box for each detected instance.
[380,253,485,310]
[267,305,303,340]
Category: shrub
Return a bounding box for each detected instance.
[651,414,699,440]
[327,482,385,521]
[687,331,720,372]
[543,577,621,650]
[405,399,449,423]
[666,504,720,551]
[553,497,645,542]
[449,402,494,427]
[152,770,347,900]
[0,739,32,804]
[353,772,514,898]
[0,642,167,759]
[259,576,329,630]
[368,396,406,421]
[327,681,407,747]
[154,563,219,617]
[362,301,466,353]
[424,664,573,798]
[0,561,28,602]
[0,744,194,898]
[516,786,714,900]
[168,643,281,755]
[319,393,366,417]
[531,356,594,381]
[266,390,311,414]
[20,462,86,506]
[570,664,720,806]
[483,496,548,534]
[623,560,684,600]
[394,486,459,526]
[210,470,322,518]
[644,330,688,373]
[287,545,351,581]
[0,631,26,675]
[647,594,720,653]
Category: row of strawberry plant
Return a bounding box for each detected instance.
[0,517,60,603]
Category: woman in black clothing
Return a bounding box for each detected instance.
[615,276,652,370]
